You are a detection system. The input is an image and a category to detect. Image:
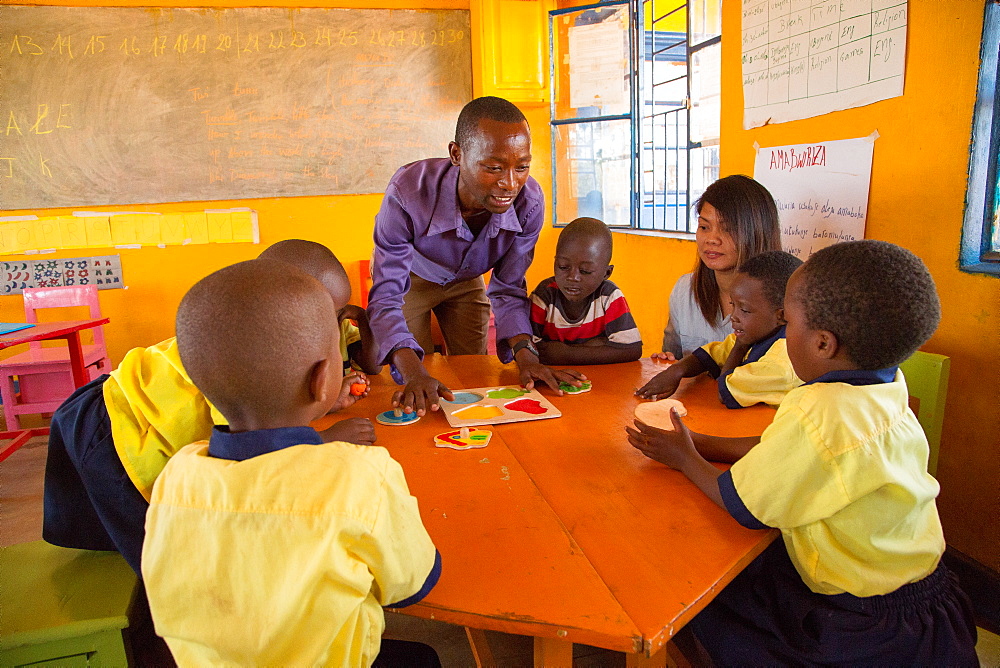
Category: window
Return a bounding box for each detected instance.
[637,0,720,233]
[961,1,1000,275]
[549,0,721,233]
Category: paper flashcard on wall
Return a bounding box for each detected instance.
[87,256,124,288]
[2,260,33,295]
[1,255,124,295]
[0,209,257,255]
[742,1,907,129]
[753,135,876,259]
[441,387,562,428]
[31,259,64,288]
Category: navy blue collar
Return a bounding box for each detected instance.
[208,425,324,462]
[804,367,898,387]
[745,325,785,365]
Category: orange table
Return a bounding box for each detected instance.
[0,318,110,463]
[318,355,778,665]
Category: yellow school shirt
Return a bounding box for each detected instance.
[340,317,361,372]
[103,338,224,501]
[697,331,802,408]
[722,370,944,597]
[142,438,438,668]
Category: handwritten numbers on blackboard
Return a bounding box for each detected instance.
[51,34,74,58]
[8,35,45,56]
[119,36,140,56]
[241,34,260,55]
[1,6,471,207]
[340,29,359,47]
[84,35,108,55]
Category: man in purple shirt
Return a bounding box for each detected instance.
[368,96,585,414]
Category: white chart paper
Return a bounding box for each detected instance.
[753,135,876,259]
[569,19,627,109]
[742,0,907,129]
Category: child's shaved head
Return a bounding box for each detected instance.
[796,240,940,369]
[556,217,613,265]
[176,259,340,423]
[738,250,803,310]
[259,239,352,310]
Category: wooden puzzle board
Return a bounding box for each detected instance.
[441,386,562,427]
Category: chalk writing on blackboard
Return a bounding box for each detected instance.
[0,6,472,209]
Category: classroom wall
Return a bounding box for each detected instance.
[594,2,1000,571]
[0,0,475,367]
[4,1,998,571]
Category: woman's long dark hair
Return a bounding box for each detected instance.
[691,175,782,326]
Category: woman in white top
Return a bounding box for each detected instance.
[657,175,782,358]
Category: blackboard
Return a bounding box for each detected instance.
[0,6,472,209]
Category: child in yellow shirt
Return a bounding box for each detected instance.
[637,250,802,407]
[143,258,440,667]
[627,240,976,665]
[44,240,375,576]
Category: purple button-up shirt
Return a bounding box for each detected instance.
[368,158,545,366]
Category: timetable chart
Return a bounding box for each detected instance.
[742,0,907,128]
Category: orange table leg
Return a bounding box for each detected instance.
[464,627,496,668]
[533,636,572,667]
[626,645,672,668]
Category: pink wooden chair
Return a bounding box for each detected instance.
[0,286,110,429]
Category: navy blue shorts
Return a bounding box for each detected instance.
[43,375,149,575]
[689,539,978,666]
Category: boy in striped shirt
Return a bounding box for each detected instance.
[529,217,642,365]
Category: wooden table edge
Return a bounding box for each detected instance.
[405,601,645,655]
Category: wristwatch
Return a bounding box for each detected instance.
[511,338,539,359]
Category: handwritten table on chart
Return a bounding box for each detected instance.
[742,0,907,128]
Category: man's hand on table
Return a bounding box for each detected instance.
[391,347,454,415]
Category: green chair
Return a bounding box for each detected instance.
[898,351,950,477]
[0,541,137,667]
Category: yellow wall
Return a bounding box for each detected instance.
[4,1,998,570]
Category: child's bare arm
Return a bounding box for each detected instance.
[536,339,642,365]
[319,418,376,446]
[691,433,759,463]
[717,340,752,379]
[625,411,724,508]
[339,305,382,376]
[635,353,707,400]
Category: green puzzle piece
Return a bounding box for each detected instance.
[486,388,528,399]
[559,381,593,394]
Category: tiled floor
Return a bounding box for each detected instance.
[4,435,998,668]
